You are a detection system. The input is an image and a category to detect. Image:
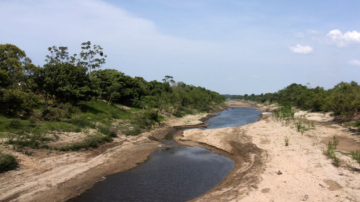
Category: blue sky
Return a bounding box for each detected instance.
[1,0,360,94]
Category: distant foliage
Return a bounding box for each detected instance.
[0,43,224,120]
[232,82,360,120]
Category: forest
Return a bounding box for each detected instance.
[231,82,360,121]
[0,42,225,172]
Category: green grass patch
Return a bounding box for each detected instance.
[273,103,295,120]
[80,100,132,124]
[349,121,360,130]
[326,136,340,166]
[351,150,360,164]
[123,126,142,136]
[97,125,117,137]
[59,133,113,151]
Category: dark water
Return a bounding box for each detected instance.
[69,107,263,202]
[69,147,233,202]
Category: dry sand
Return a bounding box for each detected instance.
[176,102,360,202]
[0,113,213,202]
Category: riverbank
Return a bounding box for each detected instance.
[0,111,220,202]
[176,101,360,201]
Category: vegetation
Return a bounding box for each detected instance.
[0,43,225,153]
[351,150,360,165]
[231,82,360,121]
[0,154,18,173]
[284,136,289,146]
[326,136,340,166]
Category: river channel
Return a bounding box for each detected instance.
[69,107,263,202]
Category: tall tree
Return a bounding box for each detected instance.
[0,44,31,88]
[80,41,107,75]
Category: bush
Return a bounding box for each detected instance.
[8,119,23,129]
[172,111,184,118]
[327,137,340,166]
[0,89,38,117]
[351,150,360,164]
[69,116,95,128]
[123,126,141,136]
[7,131,52,149]
[59,134,113,151]
[98,125,117,137]
[0,154,18,173]
[42,103,81,121]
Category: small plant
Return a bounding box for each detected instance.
[0,154,18,173]
[59,134,113,151]
[332,136,339,149]
[98,125,117,137]
[326,136,340,166]
[284,136,289,146]
[351,150,360,164]
[296,122,302,132]
[123,126,142,136]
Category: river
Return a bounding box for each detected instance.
[69,107,263,202]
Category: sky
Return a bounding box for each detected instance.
[1,0,360,94]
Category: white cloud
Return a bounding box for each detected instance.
[326,29,360,47]
[289,44,313,54]
[348,60,360,66]
[307,29,319,34]
[294,32,304,38]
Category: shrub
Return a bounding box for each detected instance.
[7,131,51,149]
[351,150,360,164]
[0,154,18,173]
[123,126,142,136]
[327,137,340,166]
[0,89,38,117]
[69,116,95,128]
[284,136,289,146]
[8,119,23,129]
[59,134,113,151]
[98,125,117,137]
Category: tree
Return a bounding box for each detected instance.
[162,75,175,84]
[42,62,94,104]
[45,46,77,64]
[0,44,31,88]
[79,41,107,75]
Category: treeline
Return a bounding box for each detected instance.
[232,82,360,120]
[0,43,224,119]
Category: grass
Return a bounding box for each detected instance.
[1,100,166,150]
[123,126,142,136]
[326,136,340,166]
[0,154,18,173]
[273,103,295,120]
[59,133,113,151]
[351,150,360,164]
[348,121,360,130]
[284,136,289,146]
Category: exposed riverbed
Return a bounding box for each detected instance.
[69,107,264,202]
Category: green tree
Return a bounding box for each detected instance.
[0,44,31,88]
[42,62,94,104]
[79,41,107,75]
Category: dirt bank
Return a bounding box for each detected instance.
[175,101,360,202]
[0,113,215,202]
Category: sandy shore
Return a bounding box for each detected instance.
[0,112,219,202]
[176,101,360,202]
[2,101,360,202]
